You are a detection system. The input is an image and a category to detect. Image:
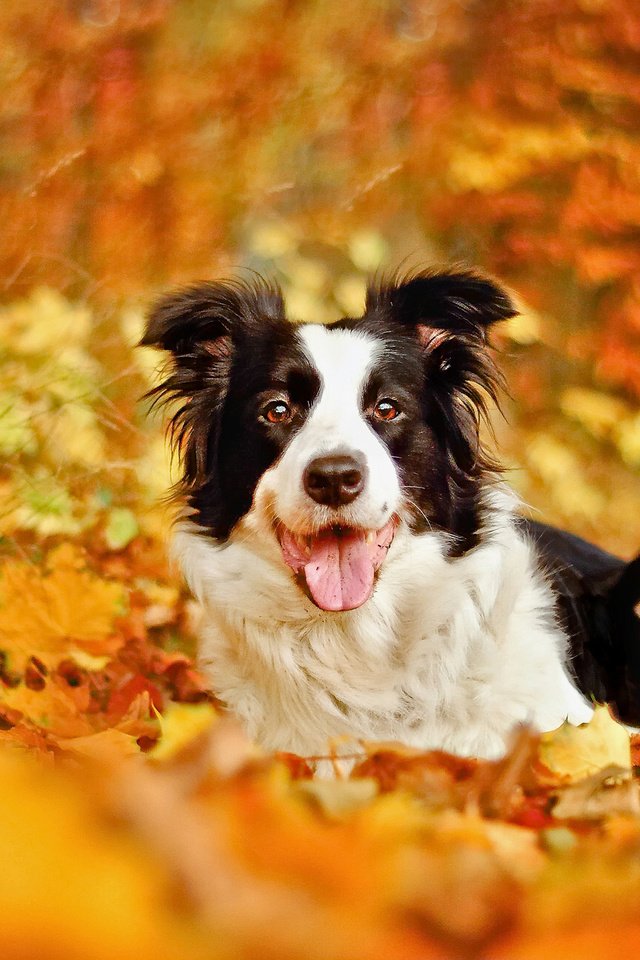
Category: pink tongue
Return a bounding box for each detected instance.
[279,521,395,612]
[303,529,374,612]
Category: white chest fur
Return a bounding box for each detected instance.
[174,510,593,760]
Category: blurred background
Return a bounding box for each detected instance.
[2,0,640,557]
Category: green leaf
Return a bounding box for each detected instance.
[105,508,139,551]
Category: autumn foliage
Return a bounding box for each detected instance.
[0,528,640,959]
[2,2,640,958]
[1,510,640,960]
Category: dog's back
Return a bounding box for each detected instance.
[522,519,640,726]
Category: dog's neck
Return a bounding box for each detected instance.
[172,493,592,761]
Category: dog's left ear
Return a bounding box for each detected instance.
[368,270,515,477]
[366,269,517,343]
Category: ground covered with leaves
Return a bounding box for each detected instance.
[1,547,640,960]
[2,286,640,960]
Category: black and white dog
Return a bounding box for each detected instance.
[143,270,640,760]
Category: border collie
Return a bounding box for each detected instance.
[143,270,640,761]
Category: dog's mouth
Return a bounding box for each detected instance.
[277,517,398,612]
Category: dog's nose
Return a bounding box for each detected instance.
[303,454,367,507]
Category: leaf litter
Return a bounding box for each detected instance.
[1,290,639,959]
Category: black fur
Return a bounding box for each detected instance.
[522,519,640,725]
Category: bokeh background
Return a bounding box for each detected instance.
[2,0,640,556]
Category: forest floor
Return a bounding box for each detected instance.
[1,289,639,960]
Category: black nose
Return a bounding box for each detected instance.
[303,453,367,507]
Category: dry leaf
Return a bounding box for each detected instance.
[538,707,630,781]
[0,546,124,674]
[552,765,640,821]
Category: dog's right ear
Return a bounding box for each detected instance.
[141,279,285,361]
[141,279,285,489]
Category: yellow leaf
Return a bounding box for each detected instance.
[0,545,124,673]
[50,403,106,468]
[282,285,331,324]
[334,275,367,315]
[560,387,629,440]
[281,255,329,293]
[615,412,640,467]
[2,287,92,355]
[151,701,218,761]
[248,220,297,258]
[0,390,38,456]
[297,778,378,820]
[446,119,590,192]
[58,729,142,763]
[503,307,541,345]
[13,471,84,537]
[348,230,388,271]
[70,649,111,671]
[539,706,630,781]
[0,750,190,960]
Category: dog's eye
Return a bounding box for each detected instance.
[262,400,292,425]
[374,399,401,422]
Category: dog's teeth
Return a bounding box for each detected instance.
[366,531,375,545]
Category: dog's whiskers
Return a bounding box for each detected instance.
[403,496,433,531]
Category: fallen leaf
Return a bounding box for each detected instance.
[297,778,379,820]
[0,546,124,674]
[538,707,630,781]
[57,728,142,763]
[552,765,640,821]
[150,701,218,761]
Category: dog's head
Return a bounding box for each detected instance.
[143,270,516,612]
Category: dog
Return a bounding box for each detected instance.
[142,269,640,761]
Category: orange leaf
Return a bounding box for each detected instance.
[0,679,95,739]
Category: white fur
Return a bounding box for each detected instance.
[172,324,594,762]
[258,324,401,535]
